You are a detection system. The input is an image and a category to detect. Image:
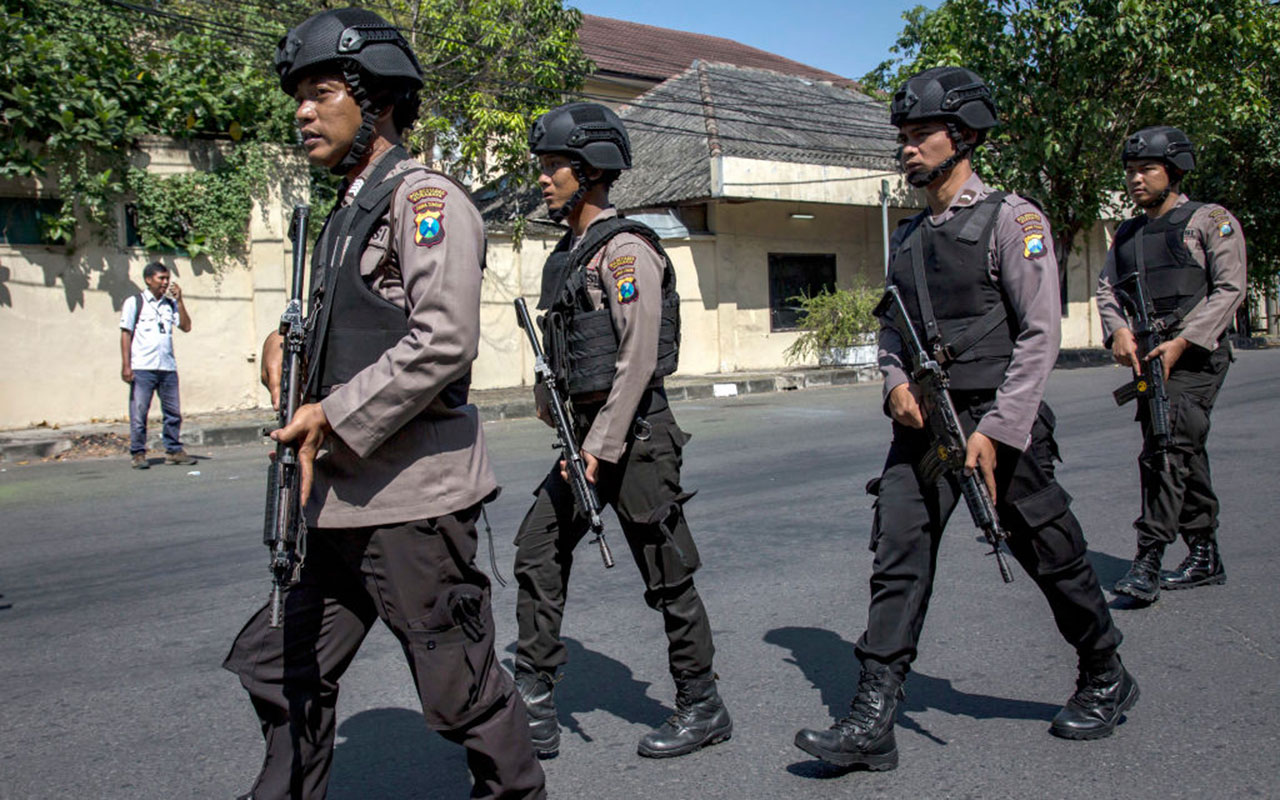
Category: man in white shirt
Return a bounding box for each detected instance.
[119,262,193,469]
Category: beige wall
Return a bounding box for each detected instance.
[475,198,915,388]
[0,139,306,429]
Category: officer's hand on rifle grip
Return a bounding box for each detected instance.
[1111,327,1140,375]
[560,449,600,484]
[271,402,331,507]
[261,331,285,410]
[964,431,998,504]
[1146,336,1189,380]
[889,381,927,429]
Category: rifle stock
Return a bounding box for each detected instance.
[514,298,615,569]
[263,204,310,627]
[877,286,1015,584]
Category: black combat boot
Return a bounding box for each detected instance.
[637,672,733,758]
[1160,533,1226,590]
[513,660,560,758]
[1113,543,1164,602]
[1050,653,1139,740]
[793,664,902,770]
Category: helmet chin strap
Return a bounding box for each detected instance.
[904,123,972,188]
[547,160,593,224]
[332,64,385,177]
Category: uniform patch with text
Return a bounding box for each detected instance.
[408,186,447,203]
[1023,233,1046,258]
[1016,211,1043,226]
[615,275,638,304]
[608,255,636,273]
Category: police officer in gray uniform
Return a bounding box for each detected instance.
[223,9,544,798]
[512,102,731,760]
[795,67,1136,771]
[1097,126,1245,603]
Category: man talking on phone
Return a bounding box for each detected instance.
[119,261,194,469]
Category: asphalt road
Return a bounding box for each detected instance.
[2,352,1277,799]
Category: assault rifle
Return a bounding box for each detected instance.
[514,297,615,569]
[876,285,1015,583]
[1111,271,1172,472]
[262,204,310,627]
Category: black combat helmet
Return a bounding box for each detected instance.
[275,8,423,175]
[1122,126,1195,174]
[529,102,632,171]
[890,66,998,135]
[275,8,422,95]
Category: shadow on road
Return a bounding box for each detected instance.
[505,636,672,743]
[1087,548,1135,589]
[328,707,470,800]
[766,625,1064,777]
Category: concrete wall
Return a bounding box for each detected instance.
[0,139,306,429]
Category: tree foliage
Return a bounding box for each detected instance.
[368,0,591,182]
[863,0,1280,291]
[0,0,589,264]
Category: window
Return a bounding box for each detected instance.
[769,253,836,331]
[0,198,62,245]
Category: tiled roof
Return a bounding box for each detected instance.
[580,14,858,89]
[478,62,897,229]
[610,61,897,209]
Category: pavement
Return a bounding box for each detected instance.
[2,350,1277,799]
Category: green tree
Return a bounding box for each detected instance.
[864,0,1280,295]
[369,0,592,182]
[0,0,590,261]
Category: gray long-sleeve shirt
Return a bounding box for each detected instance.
[569,207,666,463]
[309,151,497,528]
[1096,196,1247,351]
[879,173,1061,451]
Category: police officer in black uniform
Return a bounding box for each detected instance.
[794,67,1136,771]
[511,102,732,760]
[1097,126,1246,603]
[223,9,544,798]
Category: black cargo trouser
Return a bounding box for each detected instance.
[513,394,715,679]
[1134,344,1231,548]
[224,506,546,800]
[855,396,1122,682]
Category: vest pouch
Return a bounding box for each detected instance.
[565,307,620,395]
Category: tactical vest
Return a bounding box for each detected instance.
[536,217,680,396]
[1111,202,1207,332]
[888,193,1018,391]
[304,146,470,407]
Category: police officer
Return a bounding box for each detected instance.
[223,9,545,798]
[794,67,1136,771]
[1097,126,1245,603]
[511,102,731,760]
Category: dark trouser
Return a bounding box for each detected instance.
[513,396,715,679]
[129,368,182,454]
[1133,345,1231,548]
[223,505,545,800]
[855,397,1122,682]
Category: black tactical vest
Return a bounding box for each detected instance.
[536,217,680,396]
[304,146,470,407]
[1111,202,1207,331]
[888,193,1018,391]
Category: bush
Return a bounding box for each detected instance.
[783,284,882,365]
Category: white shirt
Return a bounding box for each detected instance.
[120,292,178,371]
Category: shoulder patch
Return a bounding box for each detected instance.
[414,205,445,247]
[407,186,448,204]
[608,255,636,273]
[1218,221,1234,237]
[615,275,638,304]
[1016,211,1043,226]
[1023,233,1046,258]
